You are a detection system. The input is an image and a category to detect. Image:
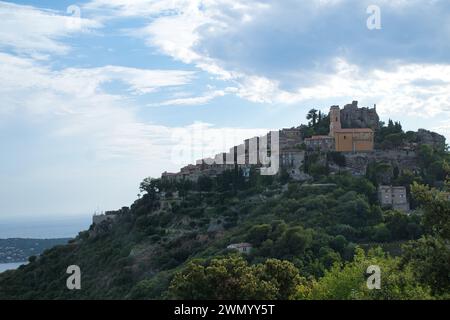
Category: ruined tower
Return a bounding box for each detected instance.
[340,101,380,130]
[329,105,341,136]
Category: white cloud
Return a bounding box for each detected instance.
[0,1,101,56]
[153,87,238,106]
[231,59,450,121]
[0,52,193,163]
[83,0,450,120]
[0,52,268,166]
[84,0,190,17]
[432,122,450,143]
[0,51,274,188]
[60,66,196,95]
[0,53,194,105]
[0,51,270,215]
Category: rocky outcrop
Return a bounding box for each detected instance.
[417,129,446,151]
[340,101,380,130]
[341,150,419,177]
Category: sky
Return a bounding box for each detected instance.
[0,0,449,219]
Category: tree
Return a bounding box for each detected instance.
[330,235,348,253]
[247,224,271,246]
[366,161,392,186]
[257,259,303,300]
[129,272,172,299]
[403,182,450,295]
[417,145,435,168]
[197,176,213,192]
[411,182,450,239]
[274,226,313,257]
[444,161,450,191]
[385,211,410,240]
[401,236,450,296]
[140,177,160,196]
[296,247,432,300]
[306,109,319,126]
[372,223,391,242]
[168,255,303,300]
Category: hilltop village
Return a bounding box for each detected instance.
[3,101,449,301]
[162,101,445,186]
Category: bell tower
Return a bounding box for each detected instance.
[329,105,341,136]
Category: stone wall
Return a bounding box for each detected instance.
[92,214,116,225]
[342,150,419,176]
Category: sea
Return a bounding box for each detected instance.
[0,262,27,273]
[0,214,92,273]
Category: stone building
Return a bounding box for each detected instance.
[378,185,410,212]
[279,128,302,151]
[304,135,335,151]
[227,243,253,254]
[92,213,117,225]
[162,127,307,181]
[161,171,178,180]
[306,104,375,153]
[329,105,374,152]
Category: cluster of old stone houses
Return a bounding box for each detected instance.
[157,102,450,215]
[162,101,379,183]
[162,127,305,182]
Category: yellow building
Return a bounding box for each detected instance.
[305,105,374,152]
[333,129,374,152]
[329,105,374,152]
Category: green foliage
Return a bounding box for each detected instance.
[403,183,450,296]
[274,226,313,258]
[129,271,173,299]
[306,109,319,127]
[384,211,422,241]
[401,236,450,296]
[1,167,447,300]
[411,182,450,239]
[296,247,433,300]
[366,161,392,186]
[168,255,303,300]
[246,224,271,246]
[375,119,404,149]
[301,112,330,137]
[416,145,450,185]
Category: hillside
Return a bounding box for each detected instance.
[0,117,449,300]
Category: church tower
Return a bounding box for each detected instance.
[329,105,341,136]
